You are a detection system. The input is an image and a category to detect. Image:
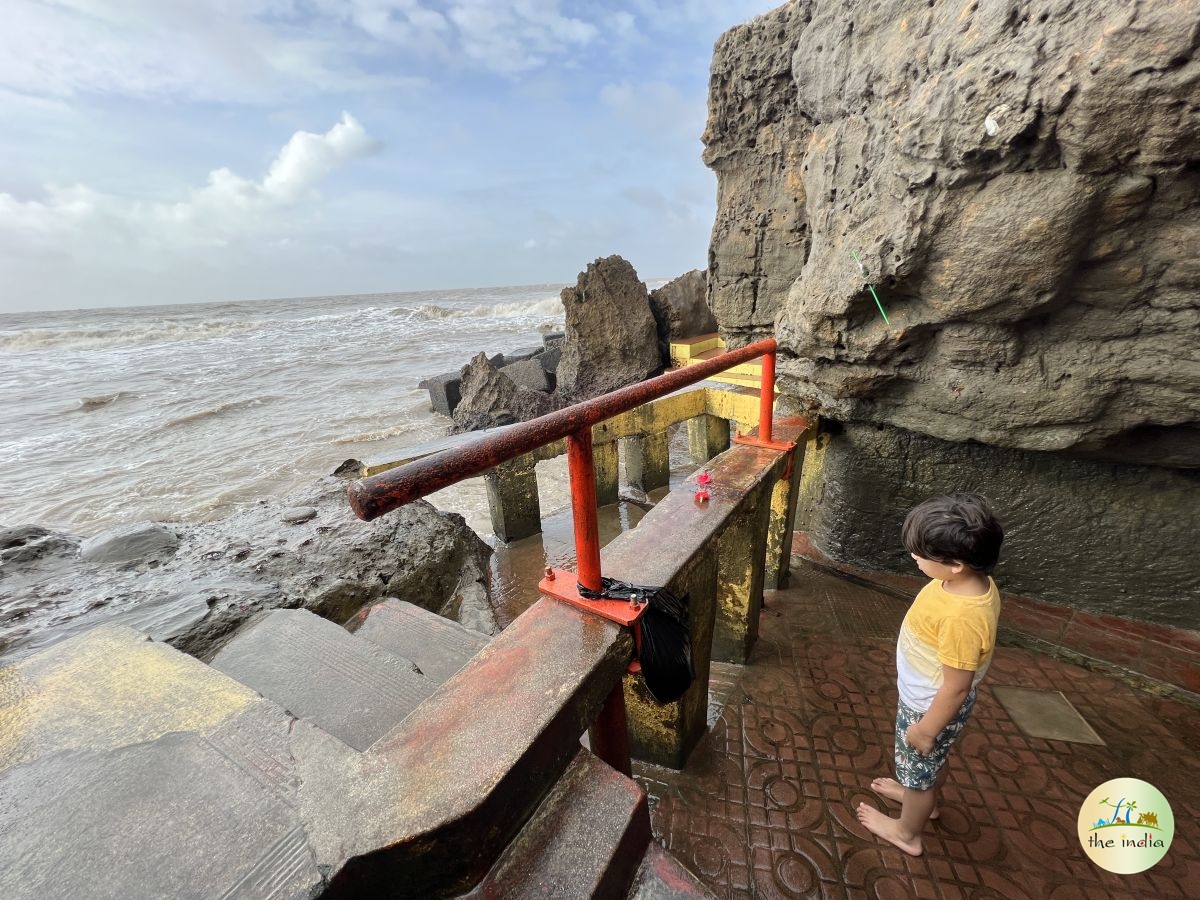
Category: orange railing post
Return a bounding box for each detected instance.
[565,428,602,594]
[759,349,776,445]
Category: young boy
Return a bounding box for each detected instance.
[856,493,1004,856]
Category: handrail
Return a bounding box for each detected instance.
[348,337,779,524]
[348,334,782,778]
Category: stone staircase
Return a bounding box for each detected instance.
[0,599,710,899]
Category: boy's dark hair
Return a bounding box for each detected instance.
[902,493,1004,574]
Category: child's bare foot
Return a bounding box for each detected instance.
[870,777,940,820]
[856,803,923,856]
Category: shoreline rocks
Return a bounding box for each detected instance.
[0,479,495,665]
[424,257,717,434]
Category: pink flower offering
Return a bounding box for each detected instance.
[693,489,711,504]
[696,472,712,486]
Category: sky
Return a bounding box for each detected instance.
[0,0,776,313]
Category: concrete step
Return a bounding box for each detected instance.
[628,842,714,899]
[0,625,324,900]
[349,599,489,684]
[211,608,437,751]
[468,749,651,899]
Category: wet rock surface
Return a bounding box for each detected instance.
[0,479,494,664]
[556,255,663,400]
[648,269,719,364]
[452,351,565,433]
[706,0,1200,466]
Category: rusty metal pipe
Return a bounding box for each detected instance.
[349,337,778,521]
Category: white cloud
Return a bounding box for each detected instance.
[0,113,379,262]
[0,0,605,107]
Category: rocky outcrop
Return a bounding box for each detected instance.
[705,0,1200,467]
[452,352,564,433]
[648,270,719,364]
[556,256,663,400]
[0,480,495,664]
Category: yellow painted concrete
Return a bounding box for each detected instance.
[0,625,259,771]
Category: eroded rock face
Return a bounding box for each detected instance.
[452,352,563,433]
[556,256,663,400]
[649,270,719,364]
[0,480,495,664]
[705,0,1200,466]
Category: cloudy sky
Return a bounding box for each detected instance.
[1,1,774,313]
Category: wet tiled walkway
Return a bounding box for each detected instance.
[634,562,1200,899]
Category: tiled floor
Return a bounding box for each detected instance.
[634,562,1200,899]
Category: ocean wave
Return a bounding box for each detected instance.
[331,421,425,444]
[75,392,130,412]
[165,397,274,428]
[413,297,563,321]
[0,320,267,352]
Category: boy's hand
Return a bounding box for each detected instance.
[905,724,935,755]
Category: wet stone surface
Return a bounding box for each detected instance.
[635,561,1200,899]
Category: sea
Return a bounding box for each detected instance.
[0,283,684,654]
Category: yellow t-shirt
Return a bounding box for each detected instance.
[895,577,1000,712]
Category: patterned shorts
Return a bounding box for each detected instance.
[894,689,977,791]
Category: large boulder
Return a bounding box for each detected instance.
[452,352,562,433]
[556,256,663,400]
[0,480,495,664]
[649,269,719,365]
[705,0,1200,467]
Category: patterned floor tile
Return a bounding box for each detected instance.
[637,562,1200,899]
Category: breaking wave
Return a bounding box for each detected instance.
[165,397,275,428]
[75,392,130,412]
[331,421,426,445]
[413,297,562,321]
[0,320,266,352]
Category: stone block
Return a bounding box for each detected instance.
[484,454,542,543]
[0,732,320,900]
[539,344,562,374]
[624,432,670,492]
[500,357,551,392]
[350,599,489,684]
[498,346,544,366]
[687,414,730,464]
[594,438,620,506]
[417,372,462,417]
[211,608,437,751]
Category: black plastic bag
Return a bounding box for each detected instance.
[578,577,695,704]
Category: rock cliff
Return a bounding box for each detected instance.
[557,255,663,400]
[705,0,1200,467]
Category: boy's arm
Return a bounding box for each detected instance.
[905,664,974,754]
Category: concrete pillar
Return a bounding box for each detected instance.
[593,438,619,506]
[765,438,807,590]
[484,454,541,543]
[712,482,773,664]
[621,554,717,769]
[687,414,730,464]
[624,432,670,492]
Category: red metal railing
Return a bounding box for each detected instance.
[349,338,782,551]
[349,337,785,775]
